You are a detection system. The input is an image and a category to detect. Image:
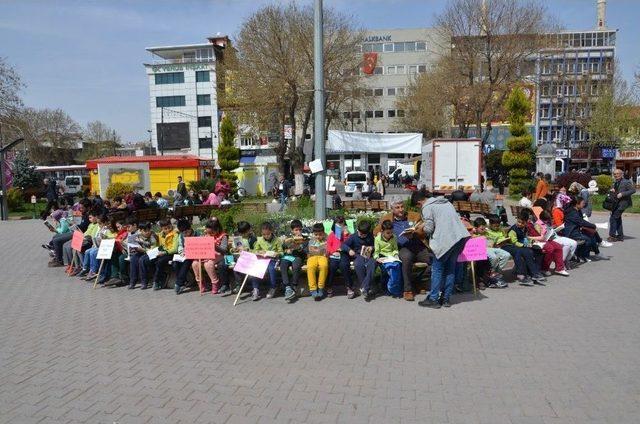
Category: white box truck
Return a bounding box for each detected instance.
[419,138,482,193]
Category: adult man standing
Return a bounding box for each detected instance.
[413,190,470,308]
[534,172,548,201]
[608,168,636,242]
[388,200,431,301]
[176,176,188,198]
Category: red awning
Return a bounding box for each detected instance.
[86,155,204,170]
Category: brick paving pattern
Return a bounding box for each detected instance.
[1,214,639,423]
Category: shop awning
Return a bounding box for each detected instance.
[327,130,422,154]
[239,156,256,164]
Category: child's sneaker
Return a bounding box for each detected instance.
[83,272,97,280]
[284,286,296,302]
[556,270,570,277]
[252,288,260,301]
[219,285,230,294]
[266,288,276,299]
[326,288,334,298]
[347,288,355,299]
[518,276,534,286]
[310,290,318,299]
[76,268,89,277]
[315,289,324,301]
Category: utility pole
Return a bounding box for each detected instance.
[313,0,326,219]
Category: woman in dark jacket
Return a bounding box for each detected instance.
[563,197,601,262]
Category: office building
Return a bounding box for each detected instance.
[143,36,230,160]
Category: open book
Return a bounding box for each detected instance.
[378,256,400,264]
[360,245,373,259]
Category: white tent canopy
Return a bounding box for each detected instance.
[327,130,422,154]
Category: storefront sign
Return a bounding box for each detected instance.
[284,125,292,140]
[616,149,640,160]
[555,149,569,159]
[602,148,617,159]
[363,35,392,42]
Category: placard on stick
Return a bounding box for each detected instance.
[184,237,217,260]
[96,239,115,260]
[457,237,488,262]
[233,251,271,279]
[71,230,84,251]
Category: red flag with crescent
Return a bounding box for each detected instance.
[362,53,378,75]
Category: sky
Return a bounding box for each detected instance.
[1,0,639,143]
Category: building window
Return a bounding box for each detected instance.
[418,65,427,73]
[364,89,374,97]
[365,110,373,118]
[538,129,548,142]
[373,66,383,75]
[397,109,405,117]
[590,62,601,73]
[386,66,396,75]
[196,71,210,82]
[540,106,550,119]
[416,41,426,51]
[374,88,383,96]
[405,42,416,52]
[387,88,396,96]
[387,110,396,118]
[197,94,211,105]
[396,87,405,96]
[198,116,212,127]
[156,96,185,107]
[352,111,360,119]
[374,110,384,118]
[393,42,405,52]
[396,65,405,74]
[383,43,394,52]
[240,136,257,147]
[198,137,212,148]
[408,65,418,74]
[542,61,552,74]
[154,72,184,85]
[343,111,350,119]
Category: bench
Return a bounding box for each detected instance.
[453,201,491,216]
[342,200,389,212]
[133,208,168,223]
[509,205,524,217]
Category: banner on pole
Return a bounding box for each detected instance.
[233,251,271,279]
[71,230,84,251]
[96,239,115,260]
[457,237,488,262]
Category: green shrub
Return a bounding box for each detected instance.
[188,178,216,193]
[594,174,613,194]
[7,188,24,211]
[106,182,134,200]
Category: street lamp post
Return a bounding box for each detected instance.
[313,0,326,219]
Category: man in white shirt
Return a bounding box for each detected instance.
[518,190,533,209]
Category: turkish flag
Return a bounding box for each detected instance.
[362,53,378,75]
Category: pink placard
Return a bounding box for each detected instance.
[457,237,488,262]
[233,251,271,279]
[184,237,217,260]
[71,230,84,251]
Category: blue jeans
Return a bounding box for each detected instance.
[429,239,468,302]
[130,253,154,286]
[83,247,99,272]
[251,259,277,290]
[173,259,193,290]
[327,254,352,289]
[279,193,287,211]
[354,255,376,292]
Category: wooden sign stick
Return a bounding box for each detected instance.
[233,274,250,306]
[470,261,477,296]
[93,260,105,289]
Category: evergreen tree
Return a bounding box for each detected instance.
[502,87,534,195]
[11,151,41,189]
[217,115,240,194]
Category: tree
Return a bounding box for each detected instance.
[584,70,640,168]
[403,0,555,139]
[14,108,82,164]
[78,120,121,161]
[233,4,364,192]
[11,151,41,189]
[0,57,23,119]
[217,115,240,194]
[502,87,534,194]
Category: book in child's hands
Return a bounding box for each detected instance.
[378,256,400,264]
[263,250,278,258]
[44,220,57,232]
[360,245,373,259]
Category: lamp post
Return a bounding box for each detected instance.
[313,0,326,219]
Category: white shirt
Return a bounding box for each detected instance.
[519,197,533,208]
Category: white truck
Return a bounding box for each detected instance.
[419,138,482,193]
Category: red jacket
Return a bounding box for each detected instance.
[327,230,350,256]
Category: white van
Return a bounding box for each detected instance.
[344,171,369,197]
[64,175,84,194]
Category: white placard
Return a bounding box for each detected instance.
[96,239,116,260]
[309,159,323,174]
[146,247,160,260]
[595,222,609,230]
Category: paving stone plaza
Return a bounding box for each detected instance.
[1,214,639,424]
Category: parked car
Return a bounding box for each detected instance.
[344,171,369,197]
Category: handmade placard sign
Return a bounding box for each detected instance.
[96,239,115,260]
[233,251,271,279]
[457,237,488,262]
[71,231,84,251]
[183,237,217,260]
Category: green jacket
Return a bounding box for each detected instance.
[252,235,283,256]
[84,222,99,238]
[484,228,509,248]
[374,233,399,259]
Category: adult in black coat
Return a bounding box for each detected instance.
[563,197,601,261]
[608,169,636,241]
